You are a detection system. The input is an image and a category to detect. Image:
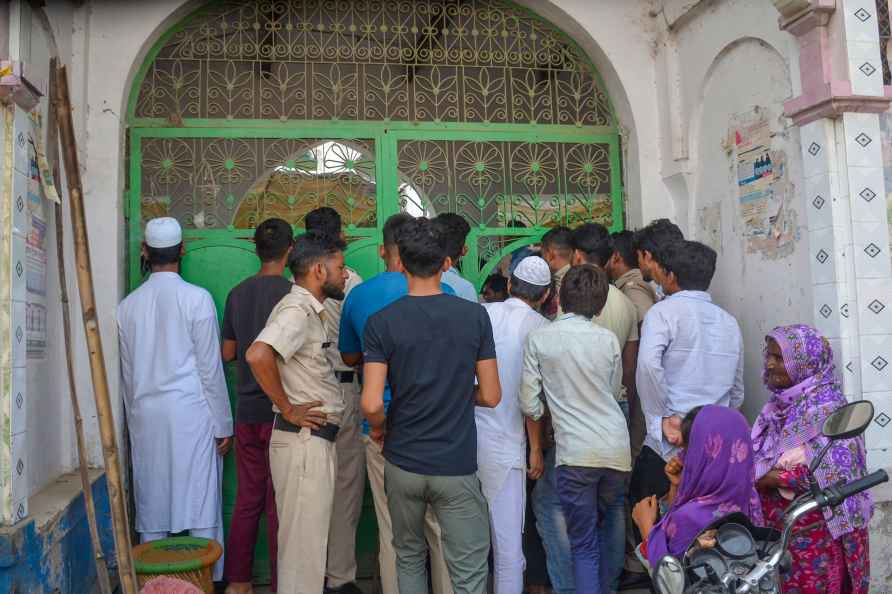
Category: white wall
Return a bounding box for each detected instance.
[652,0,812,419]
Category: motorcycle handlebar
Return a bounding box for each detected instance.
[817,470,889,508]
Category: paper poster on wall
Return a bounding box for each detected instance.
[25,117,48,360]
[731,110,796,258]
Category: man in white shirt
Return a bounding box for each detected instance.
[117,217,233,580]
[633,240,743,507]
[521,264,631,594]
[478,257,551,594]
[433,213,478,302]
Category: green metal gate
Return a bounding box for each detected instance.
[126,0,623,582]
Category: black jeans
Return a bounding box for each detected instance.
[629,445,671,508]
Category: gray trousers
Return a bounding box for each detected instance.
[384,460,491,594]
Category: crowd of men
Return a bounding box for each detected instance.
[117,207,743,594]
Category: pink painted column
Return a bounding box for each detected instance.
[775,0,892,470]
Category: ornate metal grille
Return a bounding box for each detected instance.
[140,136,376,229]
[134,0,611,126]
[397,139,613,228]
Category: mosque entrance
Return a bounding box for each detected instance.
[127,0,623,581]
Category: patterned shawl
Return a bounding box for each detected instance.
[751,324,873,539]
[647,406,761,562]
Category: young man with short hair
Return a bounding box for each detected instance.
[478,256,551,594]
[338,213,456,594]
[539,226,574,319]
[606,230,657,327]
[246,231,349,594]
[570,223,639,416]
[117,217,233,581]
[361,217,501,594]
[304,207,366,594]
[222,218,294,594]
[433,212,478,302]
[631,218,683,286]
[633,240,743,508]
[481,273,509,303]
[521,264,631,594]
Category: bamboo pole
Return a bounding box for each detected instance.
[47,58,113,594]
[52,63,138,594]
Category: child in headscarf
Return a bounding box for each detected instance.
[754,324,873,594]
[632,405,761,563]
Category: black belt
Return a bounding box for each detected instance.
[274,415,340,443]
[336,371,355,384]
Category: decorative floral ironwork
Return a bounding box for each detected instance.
[134,0,612,125]
[397,139,612,229]
[140,136,377,229]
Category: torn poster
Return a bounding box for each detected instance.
[25,115,48,360]
[732,110,796,258]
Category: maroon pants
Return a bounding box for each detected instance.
[224,422,278,591]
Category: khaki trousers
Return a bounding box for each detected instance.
[364,435,455,594]
[270,427,337,594]
[327,380,367,587]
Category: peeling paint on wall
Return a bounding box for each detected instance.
[698,202,722,253]
[729,109,798,260]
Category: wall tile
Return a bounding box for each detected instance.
[809,226,847,285]
[852,221,892,279]
[10,171,27,236]
[848,166,886,222]
[800,120,836,179]
[10,367,24,437]
[11,107,29,177]
[857,278,892,335]
[804,173,835,230]
[10,431,26,506]
[843,113,882,168]
[9,232,25,304]
[845,1,881,44]
[813,283,848,339]
[865,391,892,451]
[867,448,892,472]
[10,300,24,369]
[848,41,884,96]
[860,334,892,392]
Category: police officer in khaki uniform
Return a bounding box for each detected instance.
[247,230,348,594]
[303,207,367,594]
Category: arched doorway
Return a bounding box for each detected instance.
[126,0,623,581]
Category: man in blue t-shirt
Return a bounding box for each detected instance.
[338,213,455,594]
[360,216,500,594]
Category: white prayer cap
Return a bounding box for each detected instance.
[512,256,551,286]
[144,217,182,248]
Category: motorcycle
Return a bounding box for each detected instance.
[651,400,889,594]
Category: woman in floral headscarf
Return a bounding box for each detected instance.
[753,325,873,593]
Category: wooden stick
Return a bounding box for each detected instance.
[47,58,113,594]
[52,63,138,594]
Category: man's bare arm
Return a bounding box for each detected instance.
[246,341,326,429]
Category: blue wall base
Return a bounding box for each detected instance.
[0,473,116,594]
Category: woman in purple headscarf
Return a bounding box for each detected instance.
[632,405,761,564]
[753,324,872,593]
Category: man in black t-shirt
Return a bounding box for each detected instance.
[360,217,501,594]
[221,218,293,594]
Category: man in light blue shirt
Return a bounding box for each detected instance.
[633,239,743,503]
[520,264,631,594]
[433,213,479,302]
[338,214,456,594]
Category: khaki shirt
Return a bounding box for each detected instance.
[615,268,656,323]
[255,284,344,424]
[594,285,639,347]
[323,267,362,372]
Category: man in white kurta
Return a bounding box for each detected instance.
[117,217,233,581]
[476,257,551,594]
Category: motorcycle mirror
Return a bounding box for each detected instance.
[654,556,686,594]
[822,401,874,440]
